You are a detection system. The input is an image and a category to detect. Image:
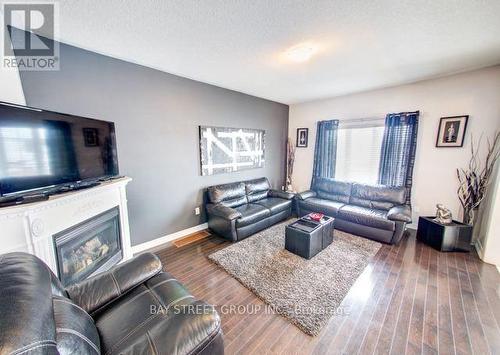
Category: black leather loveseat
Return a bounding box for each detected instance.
[297,178,411,244]
[206,177,294,241]
[0,252,223,355]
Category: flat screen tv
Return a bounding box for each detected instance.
[0,102,119,197]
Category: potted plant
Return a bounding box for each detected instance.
[457,131,499,225]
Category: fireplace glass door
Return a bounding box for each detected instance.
[53,207,122,286]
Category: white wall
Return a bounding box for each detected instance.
[0,19,26,104]
[0,69,25,104]
[289,65,500,224]
[476,162,500,266]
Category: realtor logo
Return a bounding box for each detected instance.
[3,2,59,70]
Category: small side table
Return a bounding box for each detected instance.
[285,215,335,259]
[416,216,472,252]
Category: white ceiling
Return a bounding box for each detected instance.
[48,0,500,104]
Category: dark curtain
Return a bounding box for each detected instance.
[312,120,339,183]
[378,111,419,204]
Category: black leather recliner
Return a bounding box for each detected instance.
[297,177,411,244]
[0,252,224,355]
[206,177,294,241]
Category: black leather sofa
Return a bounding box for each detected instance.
[206,177,294,241]
[297,178,411,244]
[0,252,223,355]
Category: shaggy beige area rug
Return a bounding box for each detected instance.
[208,220,381,336]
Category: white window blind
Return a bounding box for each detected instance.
[335,119,385,184]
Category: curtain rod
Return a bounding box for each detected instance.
[336,110,420,123]
[339,117,384,122]
[391,110,420,115]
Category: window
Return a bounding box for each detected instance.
[335,119,385,184]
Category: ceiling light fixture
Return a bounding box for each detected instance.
[285,43,318,63]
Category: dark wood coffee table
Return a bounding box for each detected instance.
[285,214,335,259]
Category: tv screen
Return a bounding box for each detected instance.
[0,102,119,196]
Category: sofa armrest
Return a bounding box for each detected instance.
[388,205,412,223]
[66,252,162,314]
[268,189,295,200]
[206,203,242,220]
[296,190,317,200]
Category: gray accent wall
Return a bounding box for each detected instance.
[18,40,288,246]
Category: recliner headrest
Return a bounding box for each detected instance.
[0,253,58,354]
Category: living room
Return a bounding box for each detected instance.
[0,1,499,355]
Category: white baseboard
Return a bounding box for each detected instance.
[131,223,208,254]
[474,239,485,259]
[474,239,500,273]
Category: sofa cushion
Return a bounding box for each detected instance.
[219,196,248,208]
[338,205,395,231]
[299,197,345,217]
[245,177,270,202]
[350,183,406,210]
[53,296,101,354]
[235,203,271,227]
[95,272,221,355]
[312,177,352,203]
[66,252,163,315]
[207,181,247,207]
[254,197,292,215]
[0,253,59,355]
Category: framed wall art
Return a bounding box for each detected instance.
[436,115,468,148]
[296,128,308,148]
[199,126,265,176]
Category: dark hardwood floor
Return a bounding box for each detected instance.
[154,229,500,354]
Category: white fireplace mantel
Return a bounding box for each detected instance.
[0,177,133,276]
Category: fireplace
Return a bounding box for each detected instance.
[53,207,123,286]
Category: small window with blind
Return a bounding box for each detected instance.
[335,118,385,184]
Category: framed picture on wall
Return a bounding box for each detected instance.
[435,115,469,147]
[296,128,308,148]
[199,126,265,176]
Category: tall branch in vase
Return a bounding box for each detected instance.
[457,131,499,225]
[286,138,296,192]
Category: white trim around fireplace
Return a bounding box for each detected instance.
[0,177,133,276]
